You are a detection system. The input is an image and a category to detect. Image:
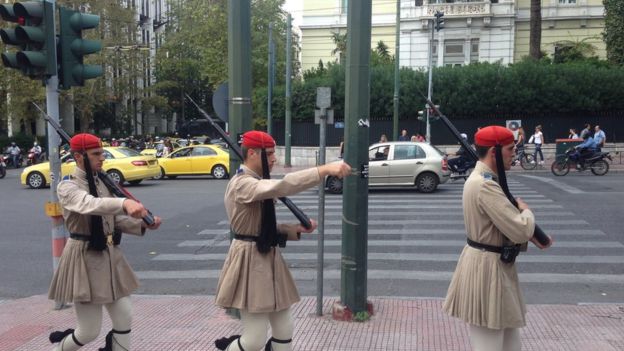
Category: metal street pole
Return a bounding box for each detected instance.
[228,0,252,173]
[316,107,327,316]
[426,21,434,144]
[267,22,273,135]
[284,13,292,167]
[341,0,371,314]
[392,0,400,141]
[44,0,68,310]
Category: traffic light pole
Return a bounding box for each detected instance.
[339,0,371,318]
[44,0,68,310]
[392,0,400,141]
[284,14,292,167]
[426,22,434,143]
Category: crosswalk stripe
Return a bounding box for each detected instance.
[135,269,624,285]
[218,216,572,226]
[276,212,576,218]
[177,239,622,249]
[279,199,555,204]
[197,228,606,236]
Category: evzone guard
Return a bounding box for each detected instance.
[48,133,162,351]
[214,130,351,351]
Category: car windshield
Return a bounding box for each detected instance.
[114,147,141,157]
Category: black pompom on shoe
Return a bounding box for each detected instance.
[49,329,74,343]
[215,335,241,350]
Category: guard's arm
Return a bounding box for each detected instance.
[57,181,125,216]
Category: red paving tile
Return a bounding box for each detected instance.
[0,295,622,350]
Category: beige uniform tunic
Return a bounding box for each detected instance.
[443,161,535,329]
[215,165,322,313]
[48,168,144,304]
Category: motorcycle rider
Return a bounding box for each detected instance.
[30,141,43,164]
[571,132,598,168]
[448,133,472,174]
[7,142,21,168]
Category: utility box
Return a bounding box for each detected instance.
[555,138,583,162]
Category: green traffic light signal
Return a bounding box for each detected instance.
[58,7,102,89]
[0,1,56,78]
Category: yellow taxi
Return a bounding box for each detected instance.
[140,140,181,157]
[21,147,161,189]
[156,144,229,179]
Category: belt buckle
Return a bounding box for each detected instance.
[106,234,113,246]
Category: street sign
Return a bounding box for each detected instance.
[314,109,334,124]
[316,87,331,109]
[213,82,229,123]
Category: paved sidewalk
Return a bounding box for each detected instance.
[1,295,623,350]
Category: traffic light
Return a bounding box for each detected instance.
[434,11,444,32]
[58,7,102,89]
[0,1,56,78]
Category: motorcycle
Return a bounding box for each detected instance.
[551,147,611,176]
[2,153,23,168]
[449,157,477,181]
[0,157,6,178]
[27,147,45,166]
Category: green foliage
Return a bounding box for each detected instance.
[259,59,624,123]
[604,0,624,65]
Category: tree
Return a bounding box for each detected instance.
[552,38,599,63]
[331,31,347,64]
[529,0,542,59]
[604,0,624,65]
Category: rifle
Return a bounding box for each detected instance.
[185,94,312,229]
[33,102,156,226]
[422,97,551,246]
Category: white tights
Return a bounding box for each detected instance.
[226,307,294,351]
[469,324,521,351]
[53,296,133,351]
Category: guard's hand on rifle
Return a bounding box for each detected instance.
[143,216,162,230]
[319,161,352,179]
[296,219,318,234]
[123,199,148,219]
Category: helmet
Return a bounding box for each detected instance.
[460,133,468,140]
[11,142,16,146]
[34,141,38,146]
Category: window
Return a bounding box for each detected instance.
[470,39,479,63]
[191,147,217,156]
[444,40,465,66]
[172,148,192,158]
[393,145,426,160]
[340,0,348,14]
[369,146,389,161]
[103,151,115,160]
[559,0,576,4]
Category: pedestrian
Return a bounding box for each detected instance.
[214,131,351,351]
[579,123,592,140]
[410,135,418,142]
[379,134,388,143]
[7,142,21,168]
[163,138,174,157]
[398,129,409,141]
[593,125,606,152]
[568,128,578,139]
[47,133,162,351]
[443,126,552,351]
[528,125,544,165]
[416,133,425,142]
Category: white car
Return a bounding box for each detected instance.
[326,142,450,194]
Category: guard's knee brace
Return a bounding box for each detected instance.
[98,329,131,351]
[264,336,292,351]
[49,329,85,351]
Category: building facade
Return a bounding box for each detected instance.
[299,0,606,72]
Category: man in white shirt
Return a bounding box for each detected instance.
[593,125,606,152]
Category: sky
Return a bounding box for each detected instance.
[282,0,303,33]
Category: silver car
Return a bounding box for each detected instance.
[326,142,450,194]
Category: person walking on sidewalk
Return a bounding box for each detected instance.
[48,133,162,351]
[528,125,544,165]
[214,131,351,351]
[443,126,551,351]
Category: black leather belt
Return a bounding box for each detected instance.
[467,238,503,254]
[70,233,90,241]
[234,234,258,242]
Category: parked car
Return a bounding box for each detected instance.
[156,145,230,179]
[21,147,161,189]
[326,142,450,194]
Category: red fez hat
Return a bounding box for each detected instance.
[242,130,276,149]
[70,133,102,151]
[474,126,514,147]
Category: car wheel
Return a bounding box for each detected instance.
[27,171,46,189]
[107,169,125,185]
[416,172,439,193]
[153,167,165,180]
[326,176,343,194]
[128,180,143,185]
[211,164,228,179]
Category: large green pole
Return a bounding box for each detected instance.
[284,14,292,167]
[341,0,371,313]
[228,0,252,173]
[267,22,274,135]
[392,0,400,141]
